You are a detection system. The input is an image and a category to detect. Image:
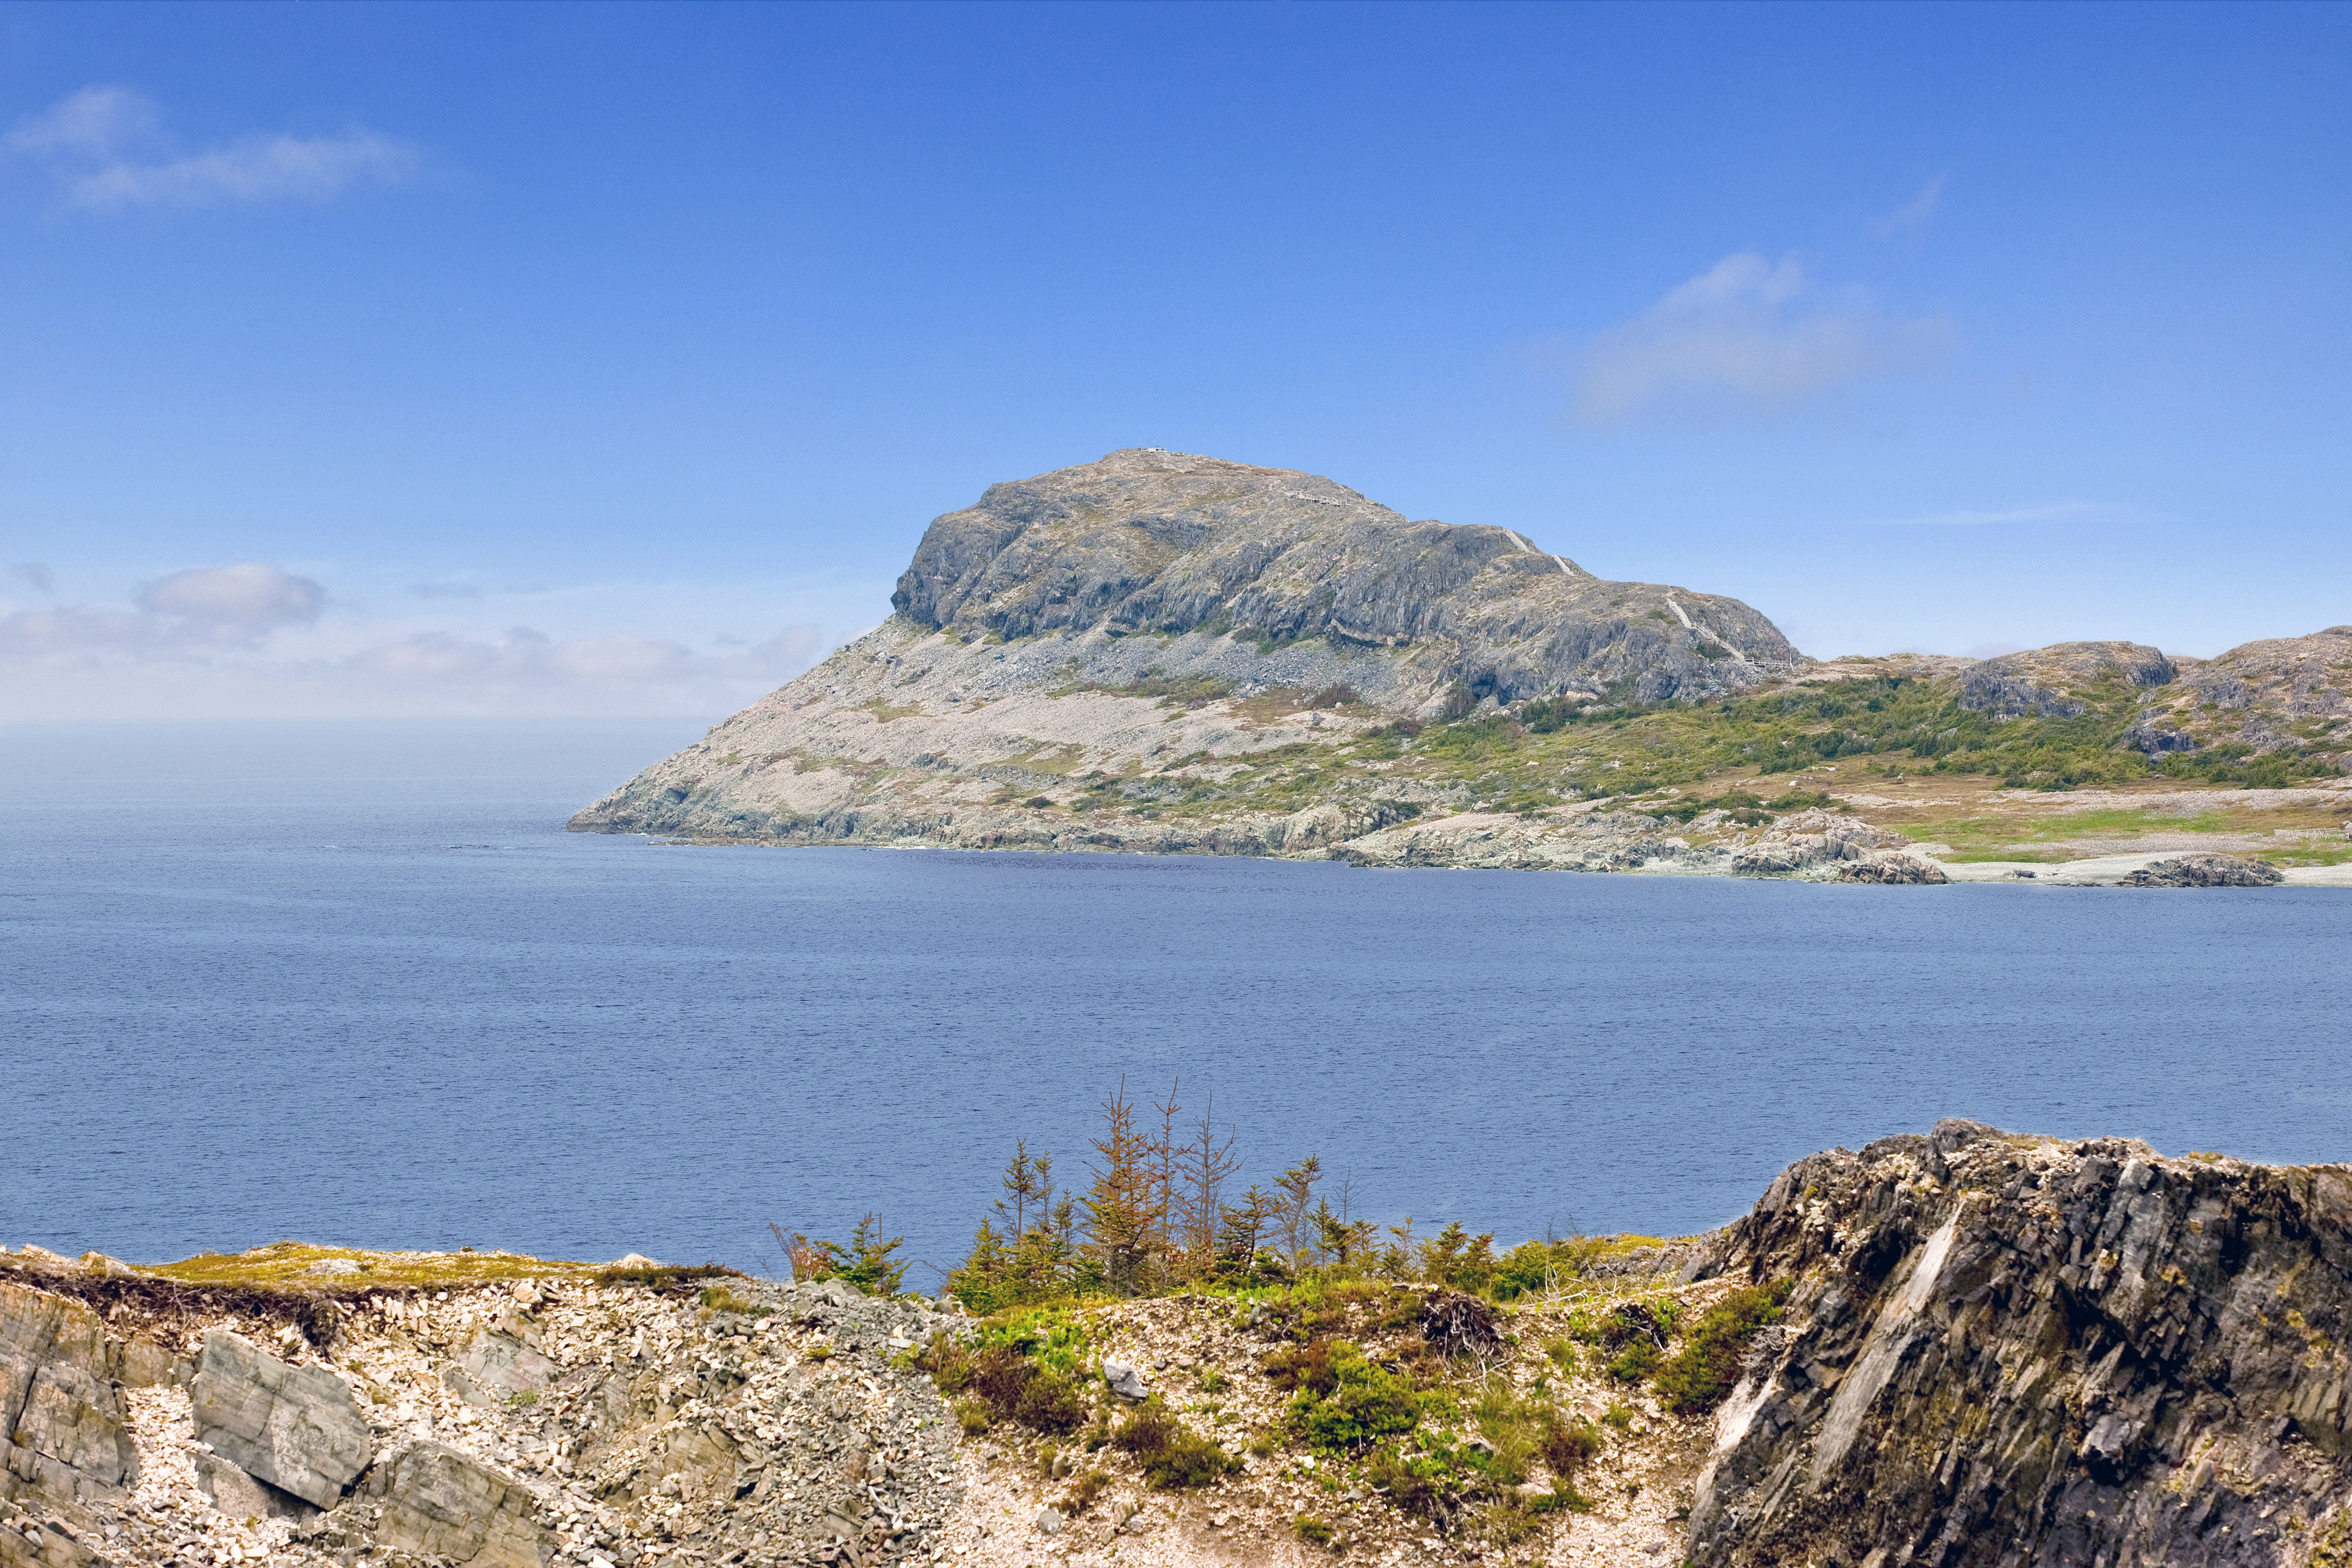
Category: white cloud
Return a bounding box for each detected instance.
[0,560,843,720]
[139,562,325,628]
[4,85,158,160]
[343,624,822,689]
[1875,176,1946,239]
[2,563,323,657]
[5,85,416,214]
[1569,252,1951,424]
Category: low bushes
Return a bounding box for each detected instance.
[1267,1339,1422,1453]
[913,1310,1094,1434]
[1653,1279,1792,1415]
[1112,1400,1240,1488]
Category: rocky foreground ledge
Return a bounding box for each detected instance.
[12,1125,2352,1568]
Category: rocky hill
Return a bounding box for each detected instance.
[2133,625,2352,760]
[570,451,2352,882]
[887,449,1800,706]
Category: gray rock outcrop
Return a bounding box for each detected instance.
[358,1441,553,1568]
[2131,624,2352,762]
[2119,854,2285,887]
[0,1282,138,1503]
[892,449,1802,706]
[1688,1121,2352,1568]
[568,450,1819,864]
[189,1330,372,1509]
[1958,641,2176,719]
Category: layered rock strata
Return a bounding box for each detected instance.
[1690,1121,2352,1568]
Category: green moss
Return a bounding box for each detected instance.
[144,1243,608,1291]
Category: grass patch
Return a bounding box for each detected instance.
[141,1242,608,1290]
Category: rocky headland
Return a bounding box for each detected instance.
[568,450,2352,884]
[15,1124,2352,1567]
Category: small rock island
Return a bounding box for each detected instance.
[573,450,2352,885]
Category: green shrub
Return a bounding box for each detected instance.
[913,1311,1095,1434]
[1540,1412,1601,1477]
[1295,1514,1334,1546]
[1653,1280,1793,1415]
[1112,1400,1240,1488]
[1605,1339,1659,1383]
[1469,1378,1550,1485]
[1268,1339,1421,1453]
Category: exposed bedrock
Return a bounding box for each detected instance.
[1689,1121,2352,1568]
[1957,641,2176,720]
[891,447,1804,706]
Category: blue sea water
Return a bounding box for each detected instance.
[3,719,2348,1285]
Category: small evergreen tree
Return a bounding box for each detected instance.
[822,1212,909,1296]
[1086,1077,1162,1294]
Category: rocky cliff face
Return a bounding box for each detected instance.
[890,449,1802,704]
[570,448,1814,861]
[2133,626,2352,760]
[1689,1122,2352,1568]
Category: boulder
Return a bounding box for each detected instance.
[2119,854,2284,887]
[1833,851,1949,884]
[1102,1361,1149,1401]
[452,1325,557,1402]
[358,1441,554,1568]
[189,1330,372,1509]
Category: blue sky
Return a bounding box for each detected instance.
[3,2,2347,718]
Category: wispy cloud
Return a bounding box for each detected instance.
[0,560,841,719]
[1832,501,2116,527]
[1568,252,1951,424]
[345,625,825,688]
[409,577,487,601]
[7,562,53,594]
[1874,175,1946,240]
[1,563,326,657]
[5,85,417,214]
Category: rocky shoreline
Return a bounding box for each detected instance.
[15,1125,2352,1567]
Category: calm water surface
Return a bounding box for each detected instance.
[4,720,2347,1281]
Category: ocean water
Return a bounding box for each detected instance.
[4,719,2348,1285]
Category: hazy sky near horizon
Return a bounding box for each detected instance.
[3,2,2348,720]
